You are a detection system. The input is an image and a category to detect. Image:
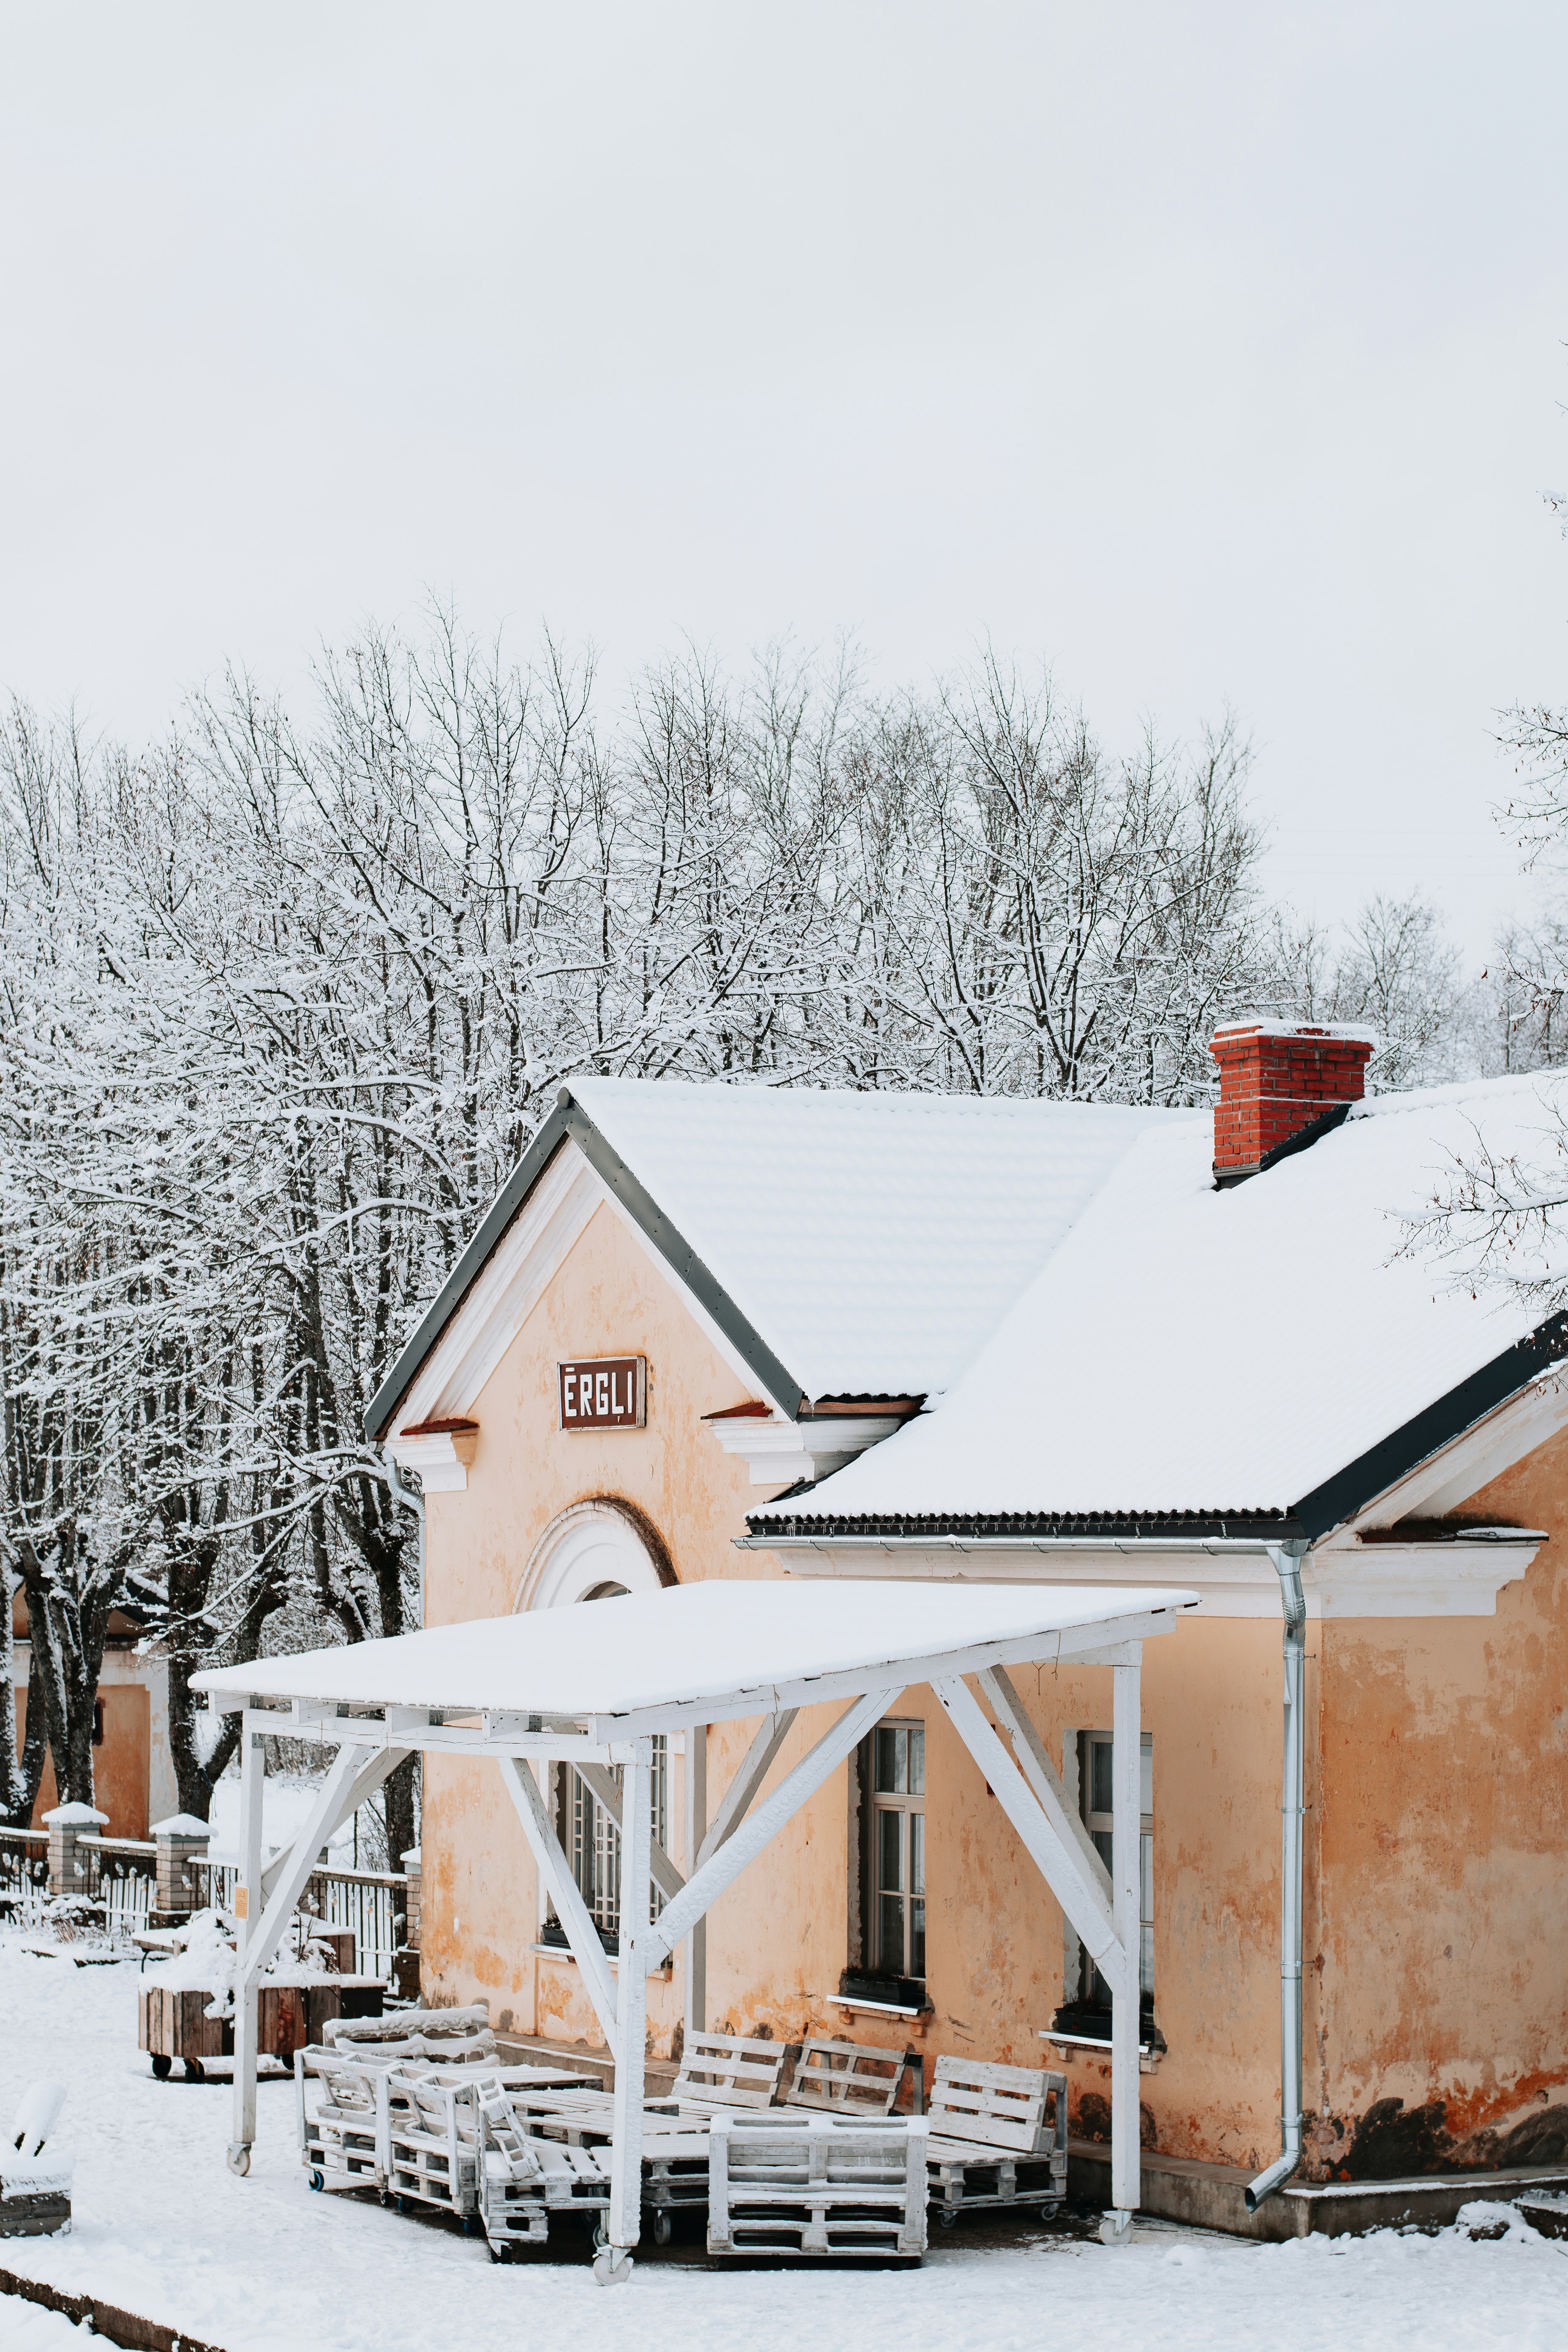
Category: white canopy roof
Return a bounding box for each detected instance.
[192,1577,1198,1735]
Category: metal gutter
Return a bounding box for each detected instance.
[1247,1540,1308,2212]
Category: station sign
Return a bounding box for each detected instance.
[558,1355,647,1430]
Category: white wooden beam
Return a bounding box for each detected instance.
[644,1689,895,1969]
[605,1738,653,2265]
[229,1722,265,2169]
[696,1709,798,1867]
[569,1758,687,1905]
[979,1666,1114,1917]
[498,1754,619,2047]
[932,1676,1122,1968]
[258,1745,411,1904]
[683,1721,708,2040]
[586,1606,1190,1739]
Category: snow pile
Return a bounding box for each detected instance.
[1,1923,1565,2352]
[155,1910,346,2013]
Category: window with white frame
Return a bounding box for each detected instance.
[869,1716,926,1983]
[1057,1729,1155,2030]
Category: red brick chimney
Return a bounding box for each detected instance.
[1211,1021,1377,1186]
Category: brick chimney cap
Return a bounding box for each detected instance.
[1211,1019,1379,1050]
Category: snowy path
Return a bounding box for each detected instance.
[0,1932,1562,2352]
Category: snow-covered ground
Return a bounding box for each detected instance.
[0,1927,1562,2352]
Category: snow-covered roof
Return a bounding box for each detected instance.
[569,1079,1185,1401]
[192,1578,1198,1732]
[753,1072,1568,1529]
[368,1079,1190,1433]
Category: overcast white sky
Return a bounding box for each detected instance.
[2,5,1565,957]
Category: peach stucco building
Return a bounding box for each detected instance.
[368,1025,1568,2231]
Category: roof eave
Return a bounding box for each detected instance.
[751,1310,1568,1549]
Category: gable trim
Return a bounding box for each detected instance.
[365,1090,808,1443]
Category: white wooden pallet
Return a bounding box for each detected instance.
[708,2112,928,2260]
[923,2057,1068,2226]
[785,2036,924,2118]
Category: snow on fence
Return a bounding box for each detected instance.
[77,1834,157,1937]
[303,1866,406,1984]
[0,1826,49,1915]
[188,1856,407,1984]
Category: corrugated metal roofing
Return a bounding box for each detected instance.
[570,1079,1190,1402]
[751,1072,1568,1524]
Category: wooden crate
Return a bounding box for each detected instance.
[0,2186,71,2239]
[784,2037,923,2118]
[140,1976,383,2079]
[708,2112,928,2260]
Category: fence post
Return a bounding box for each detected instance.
[152,1813,212,1919]
[44,1802,109,1898]
[400,1847,421,1948]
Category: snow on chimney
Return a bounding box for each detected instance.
[1210,1021,1377,1187]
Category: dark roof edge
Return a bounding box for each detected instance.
[364,1103,576,1442]
[746,1509,1299,1543]
[560,1098,806,1420]
[1289,1310,1568,1539]
[365,1091,809,1444]
[750,1311,1568,1546]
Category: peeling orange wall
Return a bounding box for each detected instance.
[420,1182,1567,2175]
[1306,1434,1568,2178]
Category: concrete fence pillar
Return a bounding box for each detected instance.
[401,1847,421,1948]
[44,1802,109,1898]
[152,1814,212,1916]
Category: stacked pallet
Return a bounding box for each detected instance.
[708,2112,928,2259]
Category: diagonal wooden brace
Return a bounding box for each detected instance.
[499,1755,619,2045]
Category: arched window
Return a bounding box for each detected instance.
[517,1503,670,1952]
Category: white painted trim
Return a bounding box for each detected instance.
[1348,1372,1568,1529]
[709,1413,905,1486]
[388,1426,478,1493]
[513,1500,668,1616]
[396,1145,604,1429]
[764,1536,1543,1618]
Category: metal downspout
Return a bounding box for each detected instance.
[1246,1537,1308,2213]
[385,1448,426,1630]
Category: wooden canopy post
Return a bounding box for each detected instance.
[683,1720,708,2042]
[600,1737,654,2284]
[228,1718,265,2174]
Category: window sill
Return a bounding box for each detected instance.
[531,1941,673,1982]
[828,1993,931,2022]
[1040,2029,1162,2074]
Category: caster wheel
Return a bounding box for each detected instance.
[226,2144,251,2177]
[1040,2202,1059,2223]
[151,2055,172,2080]
[309,2170,325,2193]
[396,2196,410,2216]
[938,2208,958,2230]
[652,2211,672,2246]
[592,2247,633,2286]
[183,2058,205,2084]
